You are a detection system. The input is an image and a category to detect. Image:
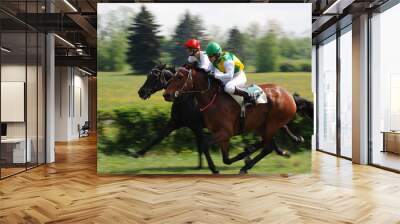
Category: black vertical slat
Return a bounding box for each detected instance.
[315,44,319,150]
[36,0,39,167]
[367,11,373,165]
[25,0,28,171]
[336,27,341,157]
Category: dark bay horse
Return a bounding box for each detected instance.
[163,67,298,174]
[136,64,219,173]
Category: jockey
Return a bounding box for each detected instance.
[184,39,211,71]
[205,42,255,104]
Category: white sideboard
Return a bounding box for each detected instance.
[1,138,32,163]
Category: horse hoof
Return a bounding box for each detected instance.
[282,151,291,158]
[297,136,305,144]
[212,170,219,174]
[239,170,247,175]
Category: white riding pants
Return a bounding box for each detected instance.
[224,71,247,94]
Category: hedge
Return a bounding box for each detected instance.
[98,106,313,155]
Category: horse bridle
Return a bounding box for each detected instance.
[173,67,212,98]
[150,67,174,88]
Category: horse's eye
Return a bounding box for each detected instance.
[177,75,183,80]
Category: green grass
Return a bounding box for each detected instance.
[98,71,312,111]
[97,150,311,174]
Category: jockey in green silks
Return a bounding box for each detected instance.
[205,42,255,104]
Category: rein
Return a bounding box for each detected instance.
[199,92,218,112]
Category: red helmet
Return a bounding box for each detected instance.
[184,39,200,49]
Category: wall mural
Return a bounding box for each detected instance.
[97,3,313,174]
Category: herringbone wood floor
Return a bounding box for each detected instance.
[1,136,400,224]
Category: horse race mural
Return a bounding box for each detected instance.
[97,3,313,174]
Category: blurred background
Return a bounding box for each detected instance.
[97,3,313,174]
[98,3,311,73]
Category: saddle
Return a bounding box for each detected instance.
[229,84,269,133]
[230,84,268,107]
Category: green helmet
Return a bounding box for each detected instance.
[206,42,222,56]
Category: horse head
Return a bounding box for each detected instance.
[163,67,196,102]
[138,63,176,100]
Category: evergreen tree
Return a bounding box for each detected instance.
[192,15,208,48]
[225,27,245,61]
[170,12,207,66]
[127,6,161,74]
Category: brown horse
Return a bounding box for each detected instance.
[163,67,297,174]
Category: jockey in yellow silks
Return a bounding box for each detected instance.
[205,42,255,104]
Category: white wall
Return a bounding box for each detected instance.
[55,66,70,141]
[55,67,89,141]
[1,65,26,139]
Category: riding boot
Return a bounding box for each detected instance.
[234,87,256,105]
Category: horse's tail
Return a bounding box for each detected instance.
[293,93,313,120]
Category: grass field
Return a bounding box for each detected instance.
[98,71,312,111]
[98,71,312,174]
[98,150,311,174]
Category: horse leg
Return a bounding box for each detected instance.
[217,134,265,166]
[229,141,264,165]
[239,123,280,174]
[208,131,238,166]
[131,119,177,158]
[202,135,219,174]
[239,142,274,174]
[191,127,204,169]
[282,123,304,144]
[271,138,291,158]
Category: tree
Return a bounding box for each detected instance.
[127,6,161,74]
[225,27,245,61]
[279,37,296,59]
[192,15,208,49]
[170,12,207,66]
[97,8,134,72]
[246,22,261,39]
[98,32,129,72]
[240,22,262,72]
[256,28,280,72]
